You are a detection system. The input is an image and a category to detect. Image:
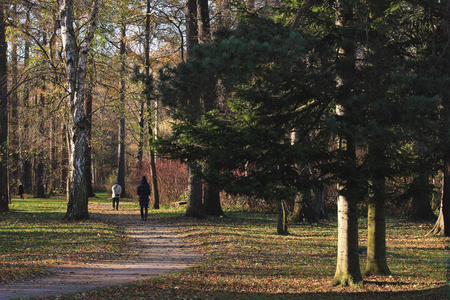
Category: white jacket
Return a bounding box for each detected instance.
[112,184,122,198]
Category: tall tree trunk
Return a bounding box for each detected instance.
[21,27,31,194]
[428,89,450,236]
[314,188,326,219]
[333,176,362,286]
[365,175,390,275]
[85,56,95,198]
[409,173,436,221]
[35,88,46,198]
[145,0,160,209]
[277,199,289,235]
[185,0,204,218]
[332,0,362,286]
[60,0,99,220]
[198,0,223,216]
[137,100,145,170]
[117,25,127,198]
[204,179,223,216]
[0,0,9,213]
[186,163,204,218]
[427,161,449,236]
[197,0,210,44]
[61,124,68,193]
[9,17,19,193]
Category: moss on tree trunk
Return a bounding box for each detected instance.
[364,179,390,275]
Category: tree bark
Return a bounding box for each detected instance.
[409,173,436,221]
[9,19,19,194]
[85,56,95,197]
[277,199,289,235]
[314,188,326,219]
[428,144,450,237]
[117,25,127,198]
[332,0,362,287]
[184,0,204,218]
[60,0,99,220]
[204,180,223,216]
[145,0,160,209]
[332,179,362,286]
[0,0,9,213]
[186,163,204,218]
[364,176,390,275]
[198,0,223,216]
[291,194,303,222]
[197,0,210,43]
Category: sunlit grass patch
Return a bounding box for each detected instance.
[0,196,130,283]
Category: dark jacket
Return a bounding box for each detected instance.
[137,177,151,207]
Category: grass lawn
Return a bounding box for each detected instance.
[0,194,448,299]
[0,194,131,283]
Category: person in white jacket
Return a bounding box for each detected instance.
[112,181,122,210]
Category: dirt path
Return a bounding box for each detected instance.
[0,204,203,300]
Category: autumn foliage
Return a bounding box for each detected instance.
[136,158,188,205]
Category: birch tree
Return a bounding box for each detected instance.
[60,0,99,220]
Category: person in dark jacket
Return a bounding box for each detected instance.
[137,175,151,221]
[18,182,24,199]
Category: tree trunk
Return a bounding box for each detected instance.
[364,176,390,275]
[186,163,204,218]
[186,0,198,54]
[137,100,145,170]
[0,0,9,213]
[9,24,19,193]
[428,151,450,236]
[204,181,223,216]
[21,32,31,194]
[409,173,436,221]
[314,188,326,219]
[145,0,160,209]
[184,0,204,218]
[117,25,127,198]
[332,0,362,287]
[290,194,303,222]
[198,0,222,215]
[60,0,99,220]
[332,181,362,286]
[85,58,95,197]
[35,160,45,198]
[197,0,211,43]
[61,124,68,194]
[277,199,289,235]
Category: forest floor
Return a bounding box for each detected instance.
[0,203,203,300]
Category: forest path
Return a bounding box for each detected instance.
[0,203,202,300]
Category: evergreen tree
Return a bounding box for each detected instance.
[158,17,334,227]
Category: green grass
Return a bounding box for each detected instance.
[0,195,130,283]
[1,195,448,299]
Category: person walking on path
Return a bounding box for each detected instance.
[112,181,122,210]
[18,182,24,199]
[137,176,151,221]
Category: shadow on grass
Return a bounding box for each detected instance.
[76,279,449,300]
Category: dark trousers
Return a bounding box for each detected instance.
[113,197,119,209]
[140,207,148,220]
